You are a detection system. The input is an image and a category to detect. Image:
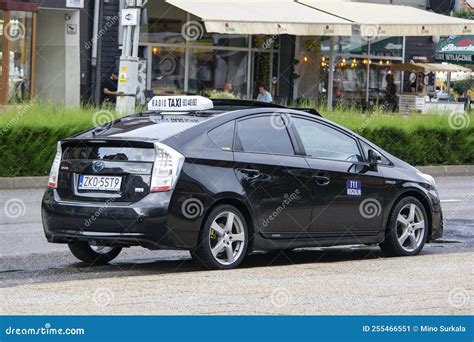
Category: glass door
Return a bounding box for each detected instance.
[0,10,35,105]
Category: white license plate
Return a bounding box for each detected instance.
[78,175,122,191]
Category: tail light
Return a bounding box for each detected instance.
[150,142,185,192]
[48,142,62,188]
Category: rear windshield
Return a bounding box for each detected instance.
[63,147,155,162]
[76,116,209,141]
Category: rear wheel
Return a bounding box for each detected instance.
[380,196,428,257]
[192,204,248,270]
[68,241,122,265]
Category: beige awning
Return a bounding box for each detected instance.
[298,0,474,37]
[391,63,472,73]
[166,0,352,36]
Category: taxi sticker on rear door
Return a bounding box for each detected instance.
[346,180,362,196]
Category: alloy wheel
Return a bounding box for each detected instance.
[396,203,425,252]
[89,243,114,255]
[208,211,246,265]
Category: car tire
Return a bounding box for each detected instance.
[192,204,248,270]
[380,196,428,257]
[68,241,122,265]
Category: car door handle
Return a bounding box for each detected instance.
[313,173,330,186]
[239,168,260,178]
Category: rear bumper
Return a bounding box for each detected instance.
[42,189,188,249]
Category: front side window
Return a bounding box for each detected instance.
[292,117,362,162]
[236,116,294,155]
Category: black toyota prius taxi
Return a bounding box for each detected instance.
[42,96,443,269]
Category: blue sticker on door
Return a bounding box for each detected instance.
[346,180,361,196]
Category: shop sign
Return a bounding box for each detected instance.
[435,53,473,63]
[66,0,84,9]
[435,36,474,64]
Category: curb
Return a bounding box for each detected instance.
[416,165,474,177]
[0,176,49,190]
[0,166,472,190]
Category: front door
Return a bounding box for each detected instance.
[290,116,385,237]
[234,114,313,238]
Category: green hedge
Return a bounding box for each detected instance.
[0,125,472,177]
[0,126,89,177]
[360,127,474,166]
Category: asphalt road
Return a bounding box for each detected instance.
[0,177,472,315]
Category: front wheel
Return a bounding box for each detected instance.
[192,204,248,270]
[68,241,122,265]
[380,196,428,257]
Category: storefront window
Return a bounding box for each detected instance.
[140,0,186,44]
[188,48,249,97]
[252,35,280,50]
[150,47,185,95]
[323,60,402,107]
[0,9,35,104]
[141,1,284,99]
[8,11,33,103]
[296,35,403,106]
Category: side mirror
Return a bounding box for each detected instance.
[368,149,382,167]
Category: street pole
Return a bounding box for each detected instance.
[116,0,147,115]
[327,36,335,112]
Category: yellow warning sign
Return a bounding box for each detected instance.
[119,73,127,83]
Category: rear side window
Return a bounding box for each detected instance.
[208,120,235,151]
[236,115,294,155]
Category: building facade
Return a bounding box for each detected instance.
[0,0,444,106]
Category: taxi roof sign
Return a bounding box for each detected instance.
[148,96,214,112]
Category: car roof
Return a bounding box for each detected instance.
[131,98,321,118]
[68,99,323,142]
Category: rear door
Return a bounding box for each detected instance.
[233,114,313,238]
[289,116,385,237]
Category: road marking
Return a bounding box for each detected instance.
[441,199,462,203]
